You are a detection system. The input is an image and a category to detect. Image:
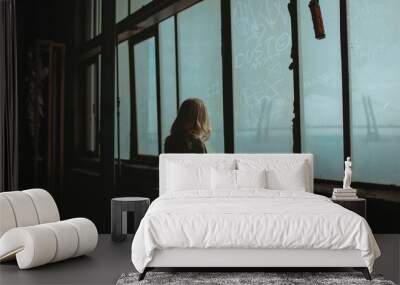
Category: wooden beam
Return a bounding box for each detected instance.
[116,0,202,43]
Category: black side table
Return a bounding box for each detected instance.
[331,198,366,219]
[111,197,150,242]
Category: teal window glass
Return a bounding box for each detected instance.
[177,0,224,152]
[85,0,102,40]
[134,37,159,155]
[348,0,400,185]
[116,0,128,23]
[232,0,294,153]
[298,0,344,180]
[159,17,177,151]
[83,55,101,155]
[116,41,131,159]
[130,0,152,14]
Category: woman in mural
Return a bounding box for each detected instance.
[164,98,210,153]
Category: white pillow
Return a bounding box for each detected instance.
[236,169,268,189]
[167,162,212,191]
[237,159,308,191]
[212,169,236,190]
[266,162,307,191]
[211,169,268,190]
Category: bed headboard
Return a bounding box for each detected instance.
[159,153,314,195]
[159,153,314,196]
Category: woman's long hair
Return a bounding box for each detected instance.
[170,98,211,142]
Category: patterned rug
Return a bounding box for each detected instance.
[116,271,396,285]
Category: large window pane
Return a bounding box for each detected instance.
[159,18,177,151]
[85,0,102,40]
[134,37,159,155]
[85,0,94,40]
[232,0,294,153]
[130,0,152,13]
[82,55,101,155]
[96,0,102,34]
[85,64,97,152]
[298,0,343,180]
[116,0,128,23]
[116,41,131,159]
[348,0,400,185]
[177,0,224,152]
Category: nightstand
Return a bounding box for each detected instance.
[111,197,150,242]
[331,198,366,219]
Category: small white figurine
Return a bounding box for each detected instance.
[343,157,352,189]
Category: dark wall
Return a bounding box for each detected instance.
[17,0,74,189]
[16,0,89,228]
[16,0,117,234]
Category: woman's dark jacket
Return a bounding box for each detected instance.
[164,134,207,153]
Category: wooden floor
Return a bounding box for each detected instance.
[0,235,133,285]
[0,234,399,285]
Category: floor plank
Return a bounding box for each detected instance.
[1,234,398,285]
[0,235,133,285]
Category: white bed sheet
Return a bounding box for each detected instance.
[131,190,380,273]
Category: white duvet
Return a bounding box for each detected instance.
[131,190,380,273]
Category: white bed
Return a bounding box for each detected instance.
[131,154,380,280]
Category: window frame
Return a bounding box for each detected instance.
[111,0,400,189]
[127,26,161,164]
[82,0,102,43]
[77,53,102,160]
[71,0,104,170]
[114,0,204,168]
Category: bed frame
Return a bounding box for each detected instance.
[139,154,371,280]
[141,248,370,280]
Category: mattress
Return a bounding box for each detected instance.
[131,190,380,273]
